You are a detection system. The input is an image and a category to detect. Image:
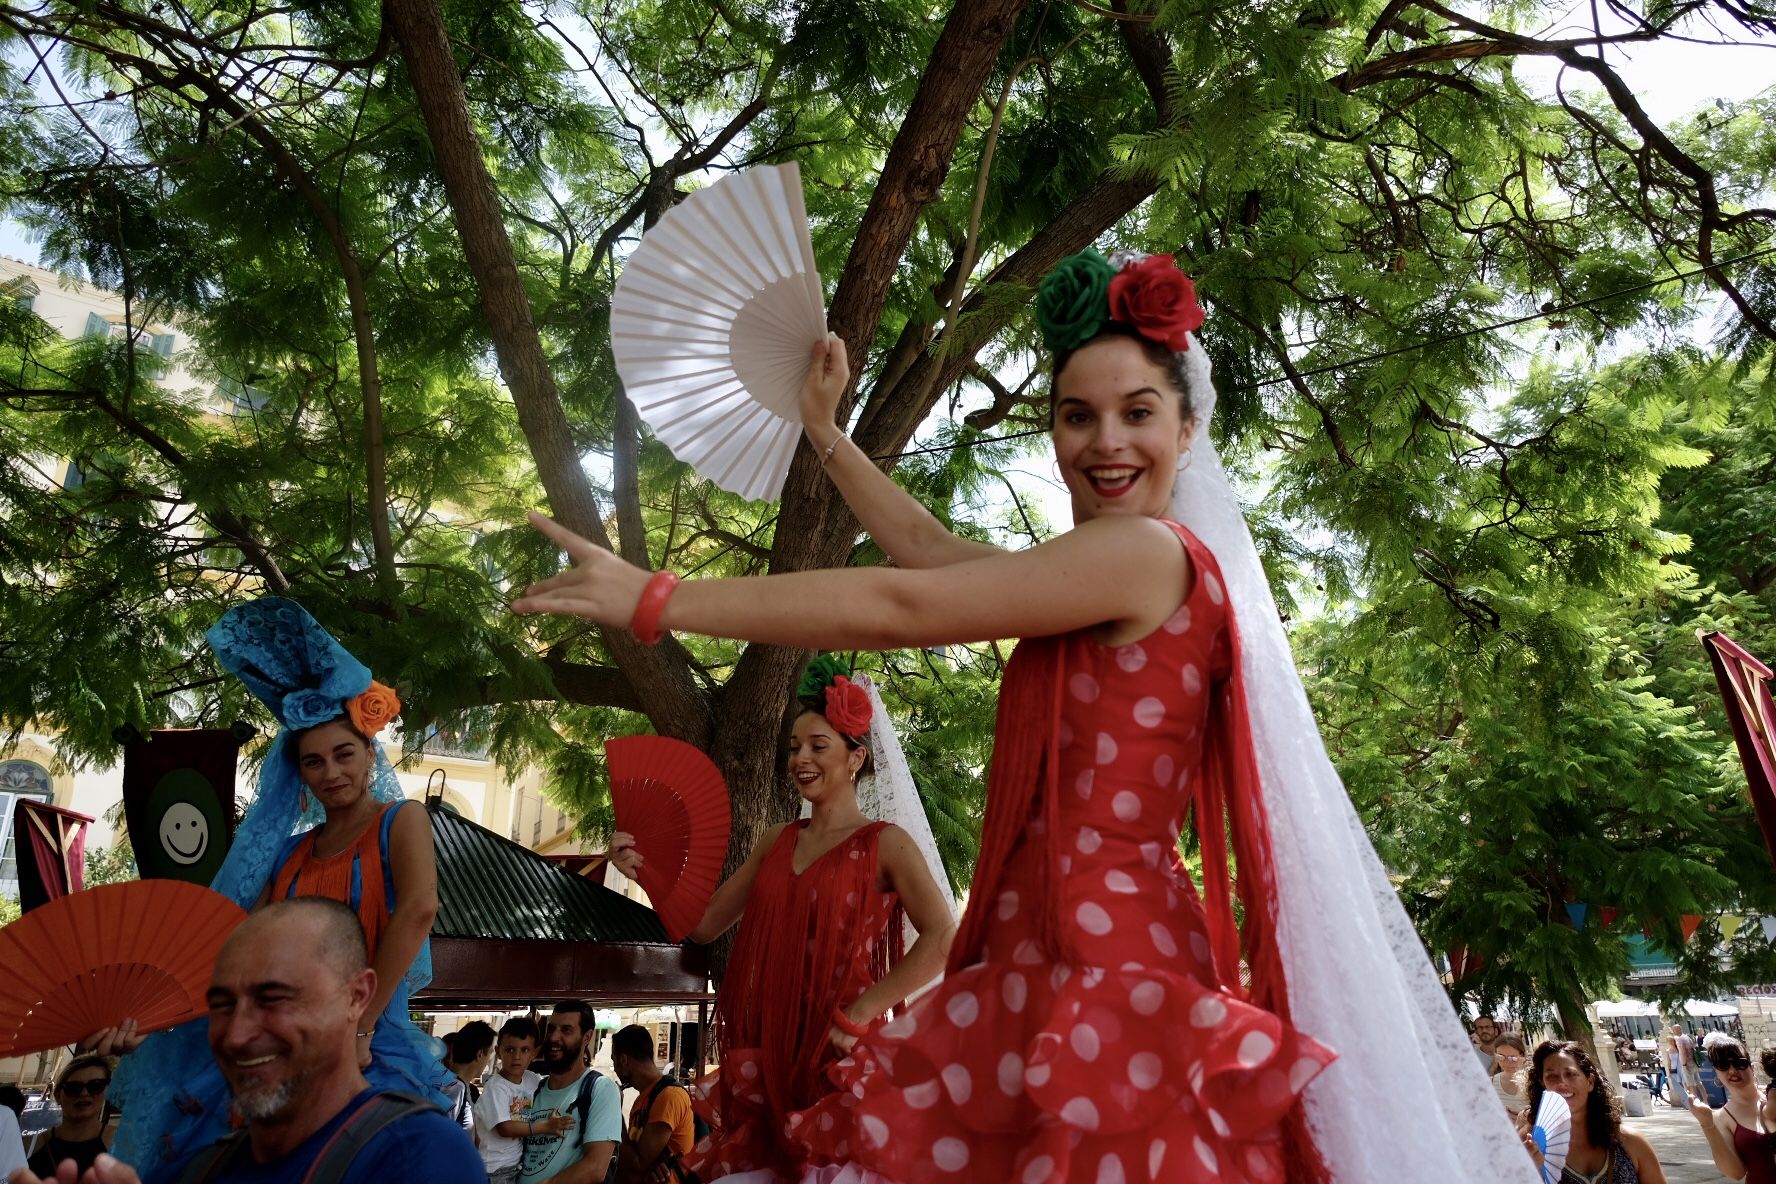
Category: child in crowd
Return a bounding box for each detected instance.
[475,1019,547,1184]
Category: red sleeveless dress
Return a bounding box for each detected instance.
[798,523,1334,1183]
[1732,1115,1776,1184]
[687,819,905,1180]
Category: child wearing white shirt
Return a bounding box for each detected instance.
[474,1020,545,1184]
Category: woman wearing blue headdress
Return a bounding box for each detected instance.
[97,598,451,1172]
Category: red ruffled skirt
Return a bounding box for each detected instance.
[793,844,1333,1182]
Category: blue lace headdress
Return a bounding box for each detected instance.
[203,596,411,907]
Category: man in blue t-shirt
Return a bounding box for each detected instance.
[8,898,482,1184]
[516,1002,620,1184]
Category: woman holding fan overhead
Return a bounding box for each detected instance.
[94,598,450,1174]
[605,658,955,1182]
[520,245,1539,1181]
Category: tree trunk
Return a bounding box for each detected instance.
[384,0,709,744]
[1555,992,1597,1062]
[715,0,1030,868]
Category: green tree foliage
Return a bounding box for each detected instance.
[0,0,1772,917]
[82,838,137,886]
[1302,359,1776,1031]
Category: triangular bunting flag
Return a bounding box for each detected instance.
[1601,906,1619,928]
[1723,915,1747,942]
[1565,902,1588,930]
[1764,916,1776,943]
[1681,914,1703,943]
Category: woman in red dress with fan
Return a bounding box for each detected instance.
[607,661,956,1182]
[516,251,1344,1183]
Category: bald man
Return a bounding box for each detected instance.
[9,898,481,1184]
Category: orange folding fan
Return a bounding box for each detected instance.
[0,879,248,1057]
[606,735,732,942]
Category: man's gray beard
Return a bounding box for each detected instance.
[234,1078,300,1121]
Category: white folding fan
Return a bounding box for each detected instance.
[611,162,827,502]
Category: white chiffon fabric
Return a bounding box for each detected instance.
[1169,335,1538,1182]
[802,675,960,944]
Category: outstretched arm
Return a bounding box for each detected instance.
[800,335,1002,570]
[514,511,1188,652]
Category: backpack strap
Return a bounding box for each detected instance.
[643,1075,677,1116]
[571,1071,621,1180]
[573,1069,603,1139]
[377,800,406,911]
[299,1090,440,1184]
[172,1131,252,1184]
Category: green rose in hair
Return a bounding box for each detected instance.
[798,654,850,701]
[1037,248,1117,352]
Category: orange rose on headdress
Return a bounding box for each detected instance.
[347,680,401,737]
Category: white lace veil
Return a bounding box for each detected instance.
[802,675,959,943]
[1169,334,1538,1182]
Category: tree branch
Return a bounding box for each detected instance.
[383,0,708,743]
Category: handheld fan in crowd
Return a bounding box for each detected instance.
[0,879,247,1057]
[1530,1088,1571,1184]
[607,735,732,942]
[610,162,826,502]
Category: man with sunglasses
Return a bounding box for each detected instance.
[24,1055,113,1179]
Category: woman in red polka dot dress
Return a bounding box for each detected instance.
[518,248,1496,1182]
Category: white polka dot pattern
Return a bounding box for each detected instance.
[780,529,1335,1184]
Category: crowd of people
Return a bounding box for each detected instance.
[1471,1011,1776,1184]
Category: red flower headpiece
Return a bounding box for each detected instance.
[821,675,873,738]
[1107,253,1204,352]
[1036,248,1206,355]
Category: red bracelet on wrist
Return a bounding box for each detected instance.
[630,570,680,645]
[831,1006,870,1039]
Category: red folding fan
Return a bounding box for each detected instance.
[606,735,732,942]
[0,879,248,1057]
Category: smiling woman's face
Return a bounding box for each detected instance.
[1541,1051,1593,1109]
[787,711,865,805]
[1050,335,1194,525]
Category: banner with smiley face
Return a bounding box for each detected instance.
[121,729,240,885]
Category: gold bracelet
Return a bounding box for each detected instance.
[821,432,847,466]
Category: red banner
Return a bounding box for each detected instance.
[15,798,92,912]
[1701,631,1776,866]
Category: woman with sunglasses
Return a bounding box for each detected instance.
[1494,1035,1531,1116]
[1691,1032,1776,1182]
[24,1054,113,1179]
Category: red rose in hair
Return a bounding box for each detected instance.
[822,676,873,738]
[1107,254,1204,352]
